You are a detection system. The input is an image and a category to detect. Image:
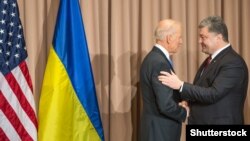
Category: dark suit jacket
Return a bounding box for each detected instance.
[140,47,187,141]
[182,46,249,124]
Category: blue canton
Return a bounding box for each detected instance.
[0,0,27,75]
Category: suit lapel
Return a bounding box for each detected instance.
[194,46,233,84]
[152,47,175,72]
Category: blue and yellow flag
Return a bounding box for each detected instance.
[38,0,104,140]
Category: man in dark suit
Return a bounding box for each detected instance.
[140,19,189,141]
[158,16,249,124]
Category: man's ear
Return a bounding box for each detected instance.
[166,35,172,44]
[217,34,223,41]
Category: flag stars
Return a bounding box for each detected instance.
[7,42,12,46]
[0,19,5,24]
[12,3,16,7]
[2,9,7,15]
[9,32,13,36]
[0,0,29,75]
[17,34,22,38]
[15,54,19,58]
[3,0,8,5]
[6,51,10,56]
[10,22,14,27]
[0,29,4,34]
[16,44,20,48]
[11,12,16,17]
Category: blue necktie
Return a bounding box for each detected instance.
[169,58,173,67]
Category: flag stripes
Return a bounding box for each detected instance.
[0,111,21,141]
[18,61,33,93]
[4,67,37,128]
[11,61,37,125]
[0,62,37,140]
[0,92,33,140]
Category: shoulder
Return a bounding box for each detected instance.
[218,48,248,72]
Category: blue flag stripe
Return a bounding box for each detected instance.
[52,0,104,140]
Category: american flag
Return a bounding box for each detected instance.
[0,0,37,140]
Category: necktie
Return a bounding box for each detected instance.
[200,55,211,76]
[168,58,173,67]
[203,55,212,69]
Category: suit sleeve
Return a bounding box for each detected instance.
[152,62,187,122]
[181,59,247,104]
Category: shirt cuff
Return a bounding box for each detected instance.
[179,82,184,92]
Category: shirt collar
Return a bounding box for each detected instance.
[155,44,171,61]
[211,43,230,59]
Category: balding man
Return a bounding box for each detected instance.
[140,19,188,141]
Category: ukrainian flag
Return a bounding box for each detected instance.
[38,0,104,140]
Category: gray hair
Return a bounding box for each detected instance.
[199,16,228,42]
[154,21,177,40]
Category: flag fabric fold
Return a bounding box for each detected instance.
[0,0,37,140]
[38,0,104,140]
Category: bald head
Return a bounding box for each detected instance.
[154,19,181,41]
[154,19,182,55]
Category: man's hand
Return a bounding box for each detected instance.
[179,101,189,119]
[158,71,184,90]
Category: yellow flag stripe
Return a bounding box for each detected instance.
[38,47,101,141]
